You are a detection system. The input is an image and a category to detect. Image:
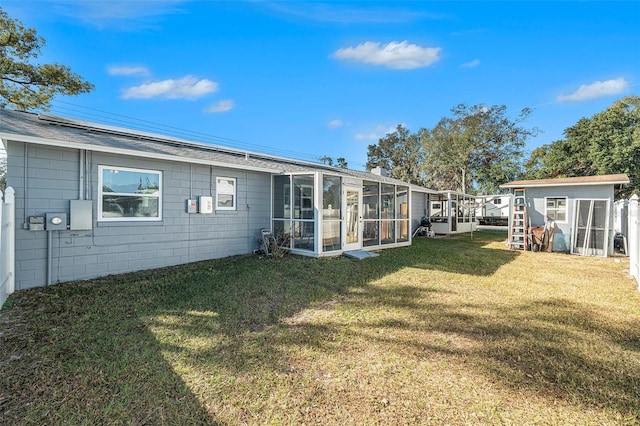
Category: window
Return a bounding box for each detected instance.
[216,177,236,210]
[545,197,567,222]
[493,198,502,205]
[99,166,162,221]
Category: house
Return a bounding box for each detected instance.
[500,174,630,256]
[0,110,439,291]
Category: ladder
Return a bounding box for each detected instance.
[509,189,527,250]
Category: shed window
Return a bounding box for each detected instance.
[545,197,567,222]
[216,177,236,210]
[99,166,162,221]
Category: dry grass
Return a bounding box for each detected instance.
[1,231,639,425]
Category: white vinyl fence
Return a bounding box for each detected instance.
[1,187,16,309]
[629,195,640,291]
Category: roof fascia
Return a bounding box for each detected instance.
[500,181,628,189]
[410,186,439,194]
[1,132,285,174]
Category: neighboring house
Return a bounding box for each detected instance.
[428,190,477,234]
[475,194,509,226]
[500,174,630,256]
[1,110,440,290]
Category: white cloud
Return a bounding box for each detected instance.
[328,119,344,128]
[460,59,480,68]
[557,77,629,102]
[44,0,187,29]
[355,125,397,141]
[107,65,150,77]
[264,3,444,24]
[122,76,219,100]
[355,132,379,141]
[332,41,441,70]
[205,99,235,113]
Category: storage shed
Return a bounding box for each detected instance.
[500,174,629,256]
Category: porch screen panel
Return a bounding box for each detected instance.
[396,186,409,242]
[381,184,395,244]
[292,175,314,251]
[272,175,291,248]
[322,176,341,252]
[363,181,380,247]
[272,175,290,219]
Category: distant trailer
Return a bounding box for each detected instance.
[476,195,510,226]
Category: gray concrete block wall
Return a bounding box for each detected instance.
[8,142,272,290]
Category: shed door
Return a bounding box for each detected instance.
[572,199,609,257]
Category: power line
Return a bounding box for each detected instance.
[48,100,366,167]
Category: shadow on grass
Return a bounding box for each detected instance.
[0,232,511,424]
[0,283,218,425]
[5,231,638,422]
[339,287,640,419]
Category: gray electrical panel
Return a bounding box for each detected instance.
[70,200,93,230]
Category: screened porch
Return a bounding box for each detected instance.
[271,172,412,257]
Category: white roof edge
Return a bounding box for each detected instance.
[438,189,473,196]
[500,180,629,189]
[0,132,285,174]
[410,185,439,194]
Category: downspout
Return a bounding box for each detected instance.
[23,143,28,228]
[47,230,52,286]
[79,149,85,200]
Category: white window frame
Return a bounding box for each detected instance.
[98,165,162,222]
[216,177,236,211]
[545,196,568,223]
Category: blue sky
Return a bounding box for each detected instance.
[3,1,639,170]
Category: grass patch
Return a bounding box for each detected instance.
[1,231,639,425]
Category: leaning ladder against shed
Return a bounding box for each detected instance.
[509,189,528,250]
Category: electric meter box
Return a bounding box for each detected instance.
[45,213,67,231]
[199,196,213,214]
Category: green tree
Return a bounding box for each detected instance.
[319,156,348,168]
[0,151,6,191]
[365,124,426,185]
[0,7,94,110]
[524,95,640,197]
[319,156,334,166]
[336,157,348,168]
[523,137,593,179]
[422,104,538,194]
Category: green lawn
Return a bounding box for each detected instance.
[1,231,639,425]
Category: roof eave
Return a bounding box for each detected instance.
[0,132,285,174]
[500,180,630,189]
